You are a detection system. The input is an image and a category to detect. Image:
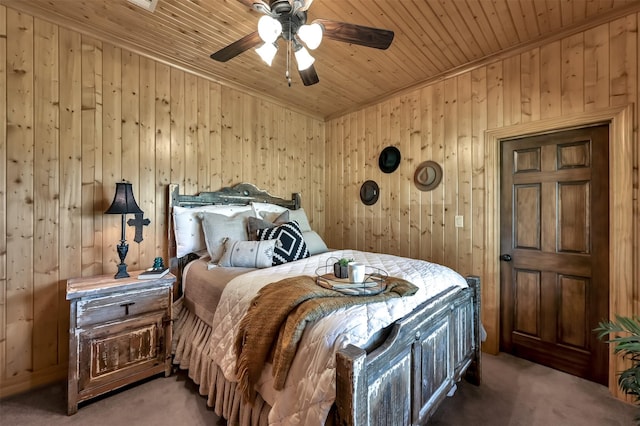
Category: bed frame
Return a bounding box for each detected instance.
[168,182,481,425]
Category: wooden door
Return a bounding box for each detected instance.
[500,125,609,385]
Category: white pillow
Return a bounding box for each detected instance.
[218,239,276,268]
[302,231,328,255]
[251,202,312,233]
[199,210,253,263]
[172,204,252,258]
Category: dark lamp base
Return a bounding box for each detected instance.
[114,263,130,279]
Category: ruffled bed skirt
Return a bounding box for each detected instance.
[172,299,272,426]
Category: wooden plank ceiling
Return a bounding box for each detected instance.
[2,0,639,119]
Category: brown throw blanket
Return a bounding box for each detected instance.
[234,275,418,403]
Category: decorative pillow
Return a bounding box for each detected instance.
[257,221,310,265]
[199,210,253,262]
[246,211,289,240]
[302,231,329,255]
[218,239,276,268]
[172,204,253,258]
[251,202,312,232]
[288,208,312,233]
[251,202,287,223]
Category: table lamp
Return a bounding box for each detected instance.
[104,180,143,278]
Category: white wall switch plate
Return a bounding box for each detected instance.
[455,215,464,228]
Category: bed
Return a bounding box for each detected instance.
[168,182,481,425]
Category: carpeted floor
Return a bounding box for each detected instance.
[0,353,636,425]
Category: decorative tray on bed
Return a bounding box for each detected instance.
[315,265,388,296]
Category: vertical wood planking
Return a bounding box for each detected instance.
[33,18,59,370]
[356,109,365,250]
[540,41,562,118]
[407,93,421,259]
[521,48,541,122]
[101,43,122,272]
[183,73,197,194]
[139,57,156,268]
[154,64,171,259]
[471,67,487,279]
[364,106,376,251]
[561,33,585,114]
[443,78,458,270]
[196,78,210,191]
[389,98,401,256]
[80,36,103,277]
[0,4,7,379]
[457,74,472,275]
[209,83,222,191]
[6,8,35,377]
[584,24,610,111]
[256,99,269,191]
[398,95,411,258]
[430,82,445,265]
[170,68,184,187]
[610,15,638,107]
[419,85,433,261]
[120,51,140,269]
[379,101,391,254]
[503,55,521,126]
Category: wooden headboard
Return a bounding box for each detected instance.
[167,182,301,292]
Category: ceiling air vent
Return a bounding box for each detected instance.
[127,0,158,12]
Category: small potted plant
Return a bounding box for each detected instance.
[334,257,353,279]
[596,315,640,423]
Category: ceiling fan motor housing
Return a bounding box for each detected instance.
[270,0,307,40]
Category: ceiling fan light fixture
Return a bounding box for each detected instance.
[294,44,315,71]
[258,15,282,43]
[298,22,323,50]
[256,42,278,66]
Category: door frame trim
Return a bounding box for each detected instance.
[484,104,634,398]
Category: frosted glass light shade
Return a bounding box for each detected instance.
[298,23,323,50]
[258,16,282,43]
[294,45,315,70]
[256,42,278,66]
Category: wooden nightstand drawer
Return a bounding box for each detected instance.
[67,272,175,415]
[78,312,167,393]
[76,287,169,328]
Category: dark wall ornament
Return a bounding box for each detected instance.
[360,180,380,205]
[378,146,401,173]
[414,161,443,191]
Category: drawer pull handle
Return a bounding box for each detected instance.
[120,302,135,315]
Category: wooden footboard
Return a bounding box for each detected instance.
[335,276,481,425]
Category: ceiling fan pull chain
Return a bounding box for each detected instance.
[286,20,292,87]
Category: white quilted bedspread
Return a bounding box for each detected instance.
[209,249,468,425]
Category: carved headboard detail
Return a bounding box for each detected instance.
[167,182,301,293]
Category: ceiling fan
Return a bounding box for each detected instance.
[210,0,394,87]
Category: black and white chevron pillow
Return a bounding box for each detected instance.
[257,221,310,265]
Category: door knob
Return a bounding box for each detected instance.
[500,254,512,262]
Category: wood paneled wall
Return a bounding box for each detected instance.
[2,4,640,402]
[0,6,325,396]
[325,13,639,399]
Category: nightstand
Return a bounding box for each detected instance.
[66,271,175,415]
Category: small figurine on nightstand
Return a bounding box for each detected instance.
[152,257,165,271]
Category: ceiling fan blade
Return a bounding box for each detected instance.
[299,64,319,86]
[313,18,394,50]
[210,32,262,62]
[236,0,271,14]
